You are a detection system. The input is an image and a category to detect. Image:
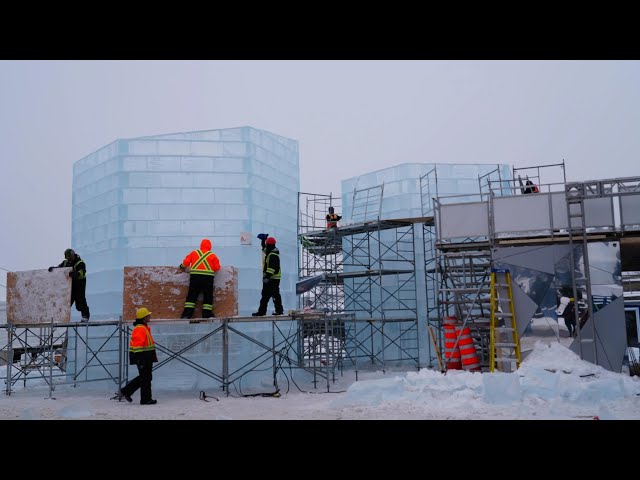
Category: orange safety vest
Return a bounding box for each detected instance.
[181,249,221,276]
[326,213,340,228]
[129,324,155,353]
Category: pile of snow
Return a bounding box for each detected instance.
[2,341,640,419]
[329,341,640,419]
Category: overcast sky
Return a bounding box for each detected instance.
[1,60,639,299]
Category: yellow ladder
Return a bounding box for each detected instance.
[489,268,521,372]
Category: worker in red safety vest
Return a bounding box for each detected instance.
[179,238,221,319]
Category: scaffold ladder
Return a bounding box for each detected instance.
[489,268,521,372]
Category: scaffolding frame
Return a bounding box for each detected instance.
[420,168,441,368]
[435,163,640,370]
[1,320,122,398]
[1,314,359,397]
[298,188,421,376]
[298,192,344,313]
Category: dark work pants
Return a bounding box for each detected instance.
[121,358,153,404]
[71,281,90,319]
[181,274,214,318]
[564,304,576,337]
[258,279,283,315]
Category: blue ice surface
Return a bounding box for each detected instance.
[329,376,407,408]
[483,372,523,405]
[71,127,300,320]
[70,127,299,390]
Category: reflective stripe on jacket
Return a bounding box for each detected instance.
[181,249,221,276]
[264,250,282,280]
[326,213,341,228]
[58,257,87,280]
[129,324,155,353]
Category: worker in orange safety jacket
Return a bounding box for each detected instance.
[179,238,221,319]
[116,307,158,405]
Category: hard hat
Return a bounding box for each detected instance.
[266,237,276,245]
[64,248,75,260]
[136,307,152,319]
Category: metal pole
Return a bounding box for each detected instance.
[47,317,54,399]
[73,324,79,387]
[271,319,277,390]
[581,213,598,364]
[377,221,385,372]
[118,315,123,391]
[6,325,13,395]
[222,317,229,395]
[324,314,330,392]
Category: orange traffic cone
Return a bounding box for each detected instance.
[443,316,462,370]
[455,325,481,371]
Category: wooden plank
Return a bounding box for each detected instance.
[122,266,238,322]
[428,326,444,372]
[7,269,71,324]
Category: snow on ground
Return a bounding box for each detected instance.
[2,341,640,419]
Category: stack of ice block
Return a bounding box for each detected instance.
[72,127,300,319]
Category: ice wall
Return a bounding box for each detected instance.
[72,127,299,319]
[341,163,512,223]
[340,163,513,367]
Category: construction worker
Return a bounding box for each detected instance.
[326,206,342,228]
[252,234,283,316]
[179,239,221,319]
[519,175,539,194]
[48,248,90,322]
[116,307,158,405]
[556,295,577,338]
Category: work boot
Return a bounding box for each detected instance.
[251,312,265,317]
[141,399,157,405]
[81,317,89,323]
[272,311,284,316]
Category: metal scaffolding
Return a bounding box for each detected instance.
[298,188,420,376]
[1,320,121,398]
[1,314,357,397]
[432,162,640,371]
[298,192,344,313]
[419,168,441,368]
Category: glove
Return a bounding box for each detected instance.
[69,271,75,278]
[263,278,270,284]
[257,233,268,240]
[48,266,54,272]
[179,264,186,270]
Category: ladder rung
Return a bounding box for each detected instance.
[494,357,518,363]
[580,338,595,343]
[494,342,517,347]
[493,313,513,317]
[494,327,514,331]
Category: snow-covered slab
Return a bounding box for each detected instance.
[7,268,71,324]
